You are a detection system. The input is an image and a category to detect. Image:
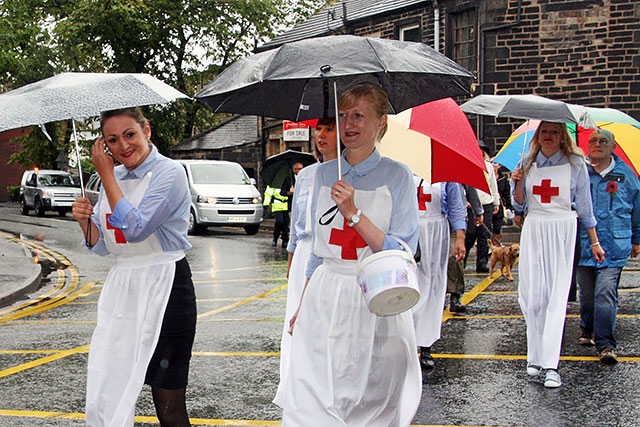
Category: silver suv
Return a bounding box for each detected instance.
[20,169,81,217]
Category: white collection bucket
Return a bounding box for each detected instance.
[356,237,420,316]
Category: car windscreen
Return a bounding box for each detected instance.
[190,164,250,185]
[38,174,76,187]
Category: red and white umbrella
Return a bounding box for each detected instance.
[379,98,489,193]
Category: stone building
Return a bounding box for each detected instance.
[257,0,640,152]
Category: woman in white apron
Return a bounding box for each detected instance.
[411,178,466,371]
[72,107,196,426]
[274,118,337,407]
[282,82,421,426]
[511,121,604,388]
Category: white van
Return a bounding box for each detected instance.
[177,159,264,235]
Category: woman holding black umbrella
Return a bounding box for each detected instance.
[283,82,421,426]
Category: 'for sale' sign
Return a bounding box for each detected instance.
[283,121,310,141]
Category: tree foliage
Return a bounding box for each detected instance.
[1,0,331,168]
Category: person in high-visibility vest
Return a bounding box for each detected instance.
[269,186,289,247]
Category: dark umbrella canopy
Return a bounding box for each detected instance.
[195,35,474,122]
[261,150,317,188]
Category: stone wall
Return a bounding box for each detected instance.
[344,0,640,151]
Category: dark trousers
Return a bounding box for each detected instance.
[447,232,465,294]
[273,211,290,244]
[464,204,494,267]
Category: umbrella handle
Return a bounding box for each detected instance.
[334,82,342,179]
[520,121,530,168]
[72,119,86,198]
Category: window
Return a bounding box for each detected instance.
[399,24,421,42]
[451,9,476,73]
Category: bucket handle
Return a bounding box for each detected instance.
[389,235,414,260]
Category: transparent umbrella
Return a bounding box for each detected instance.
[0,72,190,191]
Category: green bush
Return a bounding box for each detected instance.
[6,186,20,202]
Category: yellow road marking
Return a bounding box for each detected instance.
[197,284,287,319]
[0,409,508,426]
[191,263,287,274]
[0,345,89,379]
[194,277,287,284]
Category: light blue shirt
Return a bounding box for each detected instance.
[511,150,596,229]
[441,182,467,231]
[287,162,318,254]
[305,149,419,277]
[88,145,192,255]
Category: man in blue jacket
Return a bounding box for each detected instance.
[577,129,640,364]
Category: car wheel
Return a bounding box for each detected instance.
[244,224,260,235]
[188,209,205,235]
[20,198,30,215]
[34,198,46,217]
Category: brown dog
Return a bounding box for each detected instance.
[487,239,520,281]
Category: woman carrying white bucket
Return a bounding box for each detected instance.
[282,82,421,427]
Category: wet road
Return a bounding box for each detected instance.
[0,202,639,426]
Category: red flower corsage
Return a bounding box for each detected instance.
[606,180,619,209]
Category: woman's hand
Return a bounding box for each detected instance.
[72,197,93,222]
[331,179,357,219]
[91,137,115,176]
[511,167,526,205]
[288,307,300,335]
[511,167,524,183]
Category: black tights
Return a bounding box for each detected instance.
[151,386,191,427]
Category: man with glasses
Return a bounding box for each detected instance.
[577,129,640,364]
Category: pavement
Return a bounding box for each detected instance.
[0,234,42,308]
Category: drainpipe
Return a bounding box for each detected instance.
[432,1,440,52]
[477,0,522,141]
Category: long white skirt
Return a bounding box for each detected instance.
[282,261,421,427]
[412,216,450,347]
[273,236,312,408]
[518,215,576,370]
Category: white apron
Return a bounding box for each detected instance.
[274,165,318,407]
[518,163,576,370]
[273,235,311,407]
[411,180,450,347]
[282,186,421,427]
[85,172,184,427]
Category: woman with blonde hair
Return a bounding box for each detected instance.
[282,82,421,426]
[511,121,604,388]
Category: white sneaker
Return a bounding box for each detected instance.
[544,370,562,388]
[526,363,542,376]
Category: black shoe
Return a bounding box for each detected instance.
[476,264,489,273]
[450,293,467,313]
[282,240,288,249]
[271,239,277,246]
[419,346,435,371]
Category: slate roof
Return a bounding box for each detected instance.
[257,0,427,51]
[171,115,260,152]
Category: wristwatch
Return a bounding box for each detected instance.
[347,209,361,227]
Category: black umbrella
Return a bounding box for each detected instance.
[195,35,473,122]
[261,150,317,188]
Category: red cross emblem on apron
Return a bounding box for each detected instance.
[329,218,367,260]
[532,179,560,203]
[417,186,432,211]
[106,213,127,243]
